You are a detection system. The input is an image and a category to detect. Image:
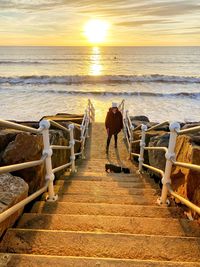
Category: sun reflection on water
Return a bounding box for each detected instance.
[90,47,102,76]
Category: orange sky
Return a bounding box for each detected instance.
[0,0,200,46]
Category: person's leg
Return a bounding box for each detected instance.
[106,135,112,153]
[114,134,118,148]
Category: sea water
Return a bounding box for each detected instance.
[0,46,199,122]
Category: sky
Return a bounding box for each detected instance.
[0,0,200,46]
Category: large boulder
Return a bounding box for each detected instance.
[2,132,43,164]
[171,135,200,212]
[148,133,169,172]
[2,132,45,194]
[132,130,167,164]
[1,124,81,194]
[130,115,155,129]
[0,129,21,165]
[130,115,150,122]
[41,113,84,125]
[0,114,83,196]
[49,129,70,179]
[182,122,200,130]
[0,129,20,152]
[0,173,28,237]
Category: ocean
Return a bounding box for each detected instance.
[0,46,199,123]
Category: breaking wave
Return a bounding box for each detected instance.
[1,87,198,99]
[42,90,200,98]
[0,74,200,85]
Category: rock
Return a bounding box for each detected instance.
[9,121,39,129]
[148,133,169,172]
[132,130,167,165]
[132,120,156,129]
[49,130,70,179]
[2,132,45,194]
[130,116,154,129]
[50,121,81,155]
[2,132,43,164]
[189,135,200,146]
[0,173,28,237]
[41,113,84,125]
[0,130,21,165]
[130,115,150,122]
[171,135,200,215]
[180,123,200,145]
[0,129,20,152]
[0,114,82,197]
[1,125,81,194]
[151,124,169,132]
[182,122,200,130]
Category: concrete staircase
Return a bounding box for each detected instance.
[0,123,200,266]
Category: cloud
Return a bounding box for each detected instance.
[140,1,200,17]
[0,0,200,45]
[115,19,174,27]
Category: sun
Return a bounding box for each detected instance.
[84,19,109,44]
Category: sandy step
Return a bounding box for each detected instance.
[55,193,160,205]
[69,171,135,177]
[55,180,157,189]
[1,229,200,262]
[63,174,148,183]
[66,171,157,184]
[76,166,133,172]
[1,254,200,267]
[17,214,200,237]
[55,181,160,195]
[77,158,131,164]
[62,168,154,177]
[75,171,139,178]
[56,187,158,197]
[63,175,141,182]
[31,201,182,218]
[62,175,157,185]
[60,173,156,183]
[42,187,159,202]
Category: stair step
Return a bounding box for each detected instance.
[17,214,200,237]
[77,166,133,172]
[63,174,150,183]
[54,193,160,205]
[63,176,157,186]
[56,180,157,189]
[1,254,199,267]
[54,181,158,194]
[58,174,156,184]
[31,201,181,218]
[53,186,158,197]
[69,171,135,177]
[1,229,200,262]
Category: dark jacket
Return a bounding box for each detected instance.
[105,108,123,136]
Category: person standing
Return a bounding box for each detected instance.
[105,102,123,154]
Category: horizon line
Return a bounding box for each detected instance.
[0,45,200,47]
